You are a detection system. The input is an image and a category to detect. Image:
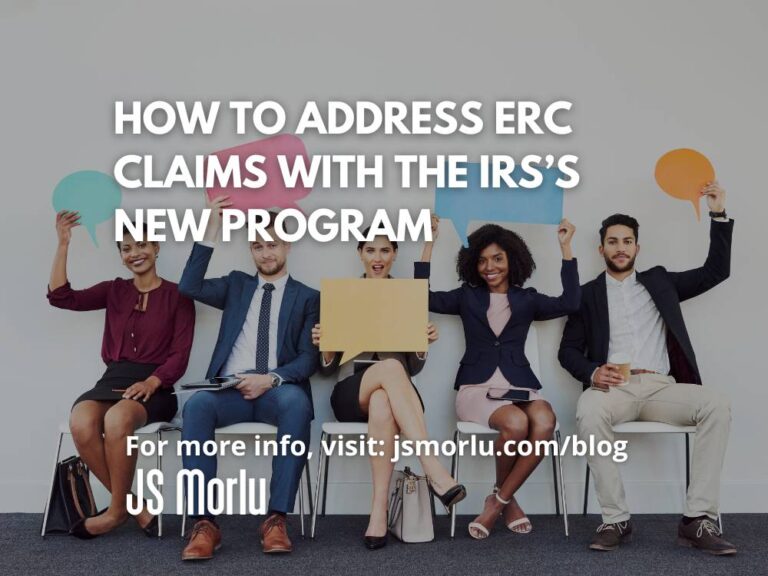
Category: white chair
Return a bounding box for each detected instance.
[582,421,722,531]
[310,421,368,539]
[450,324,569,537]
[179,422,313,538]
[41,419,179,538]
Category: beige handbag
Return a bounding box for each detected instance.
[388,466,435,543]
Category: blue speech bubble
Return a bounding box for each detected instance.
[52,171,122,246]
[435,163,564,246]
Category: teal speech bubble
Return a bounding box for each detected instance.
[52,171,122,246]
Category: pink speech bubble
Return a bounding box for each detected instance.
[206,134,310,211]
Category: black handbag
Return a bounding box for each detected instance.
[42,456,98,535]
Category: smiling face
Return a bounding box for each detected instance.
[119,237,158,275]
[477,242,510,292]
[358,236,397,278]
[600,224,639,273]
[250,230,290,278]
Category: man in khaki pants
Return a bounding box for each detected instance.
[558,182,735,555]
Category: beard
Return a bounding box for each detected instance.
[604,253,636,273]
[257,259,285,277]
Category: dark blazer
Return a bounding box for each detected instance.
[558,220,734,387]
[179,242,320,414]
[416,259,581,390]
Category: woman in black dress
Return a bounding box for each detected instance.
[311,231,465,550]
[47,211,195,538]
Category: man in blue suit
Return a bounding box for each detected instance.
[178,198,319,559]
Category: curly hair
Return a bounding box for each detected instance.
[456,224,536,287]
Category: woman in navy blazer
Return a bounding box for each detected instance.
[420,216,579,539]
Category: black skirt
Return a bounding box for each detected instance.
[330,365,425,423]
[72,361,177,425]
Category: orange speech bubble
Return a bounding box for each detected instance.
[654,148,715,220]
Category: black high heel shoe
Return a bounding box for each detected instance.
[70,512,107,540]
[363,533,388,550]
[139,514,159,538]
[429,482,467,511]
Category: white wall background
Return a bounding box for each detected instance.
[1,0,766,516]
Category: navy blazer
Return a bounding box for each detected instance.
[558,219,734,388]
[179,243,320,415]
[416,259,581,390]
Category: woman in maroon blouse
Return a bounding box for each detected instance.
[47,211,195,539]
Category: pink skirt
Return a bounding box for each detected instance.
[455,383,544,428]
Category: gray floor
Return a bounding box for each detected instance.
[6,513,766,576]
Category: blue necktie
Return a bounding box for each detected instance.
[255,283,275,374]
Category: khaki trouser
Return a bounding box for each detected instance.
[576,374,731,523]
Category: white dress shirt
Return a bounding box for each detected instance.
[606,270,670,374]
[222,272,289,376]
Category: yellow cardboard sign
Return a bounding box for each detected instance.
[320,279,428,364]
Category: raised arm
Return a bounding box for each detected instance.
[49,210,80,291]
[416,214,463,314]
[47,210,111,310]
[533,219,581,320]
[668,182,733,302]
[178,243,231,309]
[178,194,235,309]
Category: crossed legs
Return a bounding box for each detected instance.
[359,359,458,538]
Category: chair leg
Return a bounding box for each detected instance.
[180,487,187,538]
[157,430,163,539]
[583,464,590,516]
[551,440,560,516]
[311,432,327,539]
[556,430,569,537]
[304,461,314,519]
[718,513,723,534]
[450,430,460,539]
[298,467,305,538]
[41,432,64,537]
[322,440,331,518]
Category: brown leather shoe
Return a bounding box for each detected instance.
[677,517,737,555]
[260,513,292,554]
[182,519,222,561]
[589,520,633,551]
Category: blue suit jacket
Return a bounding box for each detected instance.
[416,259,580,390]
[179,243,320,415]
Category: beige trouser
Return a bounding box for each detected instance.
[576,373,731,523]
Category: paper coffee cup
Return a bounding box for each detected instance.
[609,353,631,383]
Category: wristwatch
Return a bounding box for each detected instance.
[268,372,282,388]
[709,210,727,219]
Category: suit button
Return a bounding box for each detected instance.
[494,340,500,347]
